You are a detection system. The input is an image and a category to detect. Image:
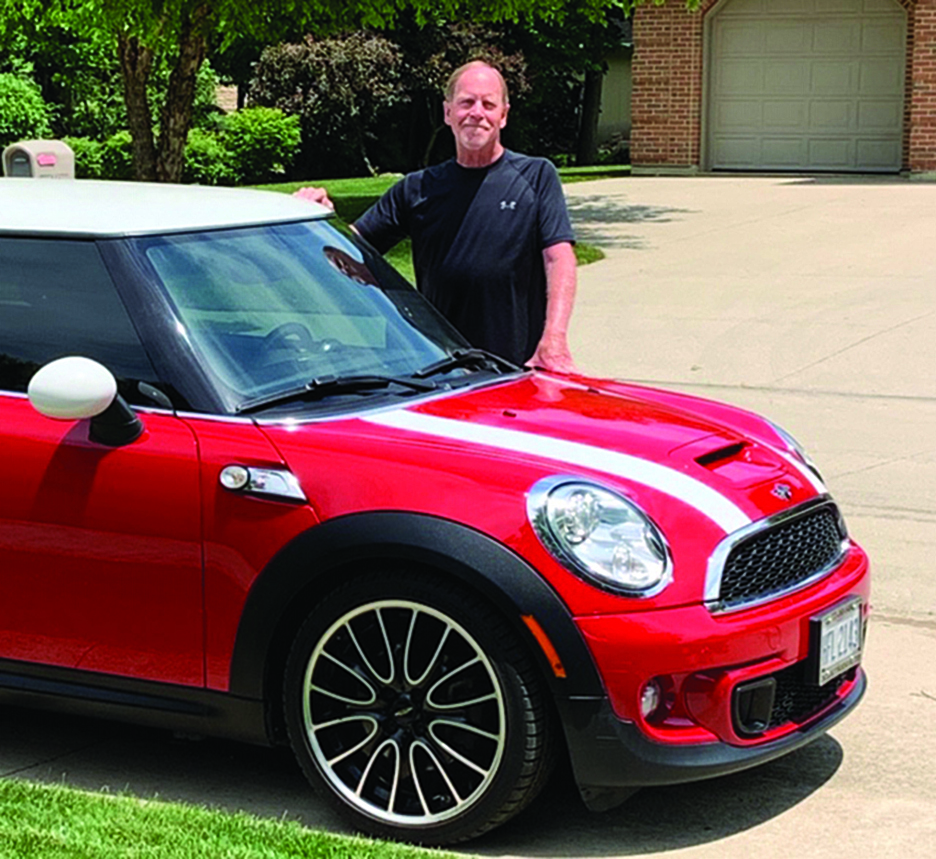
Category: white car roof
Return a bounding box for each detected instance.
[0,178,332,238]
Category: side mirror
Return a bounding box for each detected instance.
[28,356,144,446]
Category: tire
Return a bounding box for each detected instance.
[283,570,554,845]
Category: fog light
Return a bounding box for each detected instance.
[640,680,662,719]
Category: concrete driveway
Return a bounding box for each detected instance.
[3,176,935,858]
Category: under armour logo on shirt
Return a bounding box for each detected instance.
[500,200,517,210]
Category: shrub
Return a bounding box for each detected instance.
[183,127,237,185]
[220,107,300,184]
[0,73,53,148]
[63,136,105,178]
[100,131,134,180]
[249,34,405,177]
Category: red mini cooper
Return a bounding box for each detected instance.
[0,178,868,845]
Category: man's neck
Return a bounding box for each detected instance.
[456,142,505,169]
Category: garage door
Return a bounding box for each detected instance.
[707,0,906,172]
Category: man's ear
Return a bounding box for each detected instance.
[443,100,453,128]
[500,103,510,129]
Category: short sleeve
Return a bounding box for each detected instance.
[535,161,576,250]
[354,178,411,254]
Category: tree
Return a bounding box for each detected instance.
[1,0,633,182]
[506,8,633,166]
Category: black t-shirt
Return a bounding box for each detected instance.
[355,151,575,365]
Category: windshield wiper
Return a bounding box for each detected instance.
[236,374,437,414]
[412,348,520,380]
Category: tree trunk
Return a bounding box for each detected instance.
[576,67,604,167]
[156,9,209,183]
[117,34,157,181]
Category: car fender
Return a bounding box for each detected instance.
[228,511,605,706]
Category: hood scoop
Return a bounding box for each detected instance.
[684,436,790,488]
[695,442,748,468]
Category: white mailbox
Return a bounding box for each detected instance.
[2,140,75,179]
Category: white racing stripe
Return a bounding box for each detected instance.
[363,409,752,534]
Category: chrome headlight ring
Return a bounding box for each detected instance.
[527,476,672,597]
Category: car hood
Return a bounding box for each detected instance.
[262,373,825,539]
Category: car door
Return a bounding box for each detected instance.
[0,237,204,686]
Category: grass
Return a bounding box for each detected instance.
[256,164,623,277]
[0,778,461,859]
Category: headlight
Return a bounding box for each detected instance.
[768,421,823,481]
[528,477,671,596]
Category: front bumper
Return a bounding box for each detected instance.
[558,668,865,810]
[555,541,869,808]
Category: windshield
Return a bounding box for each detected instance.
[126,220,469,413]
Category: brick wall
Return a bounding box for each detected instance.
[630,0,712,170]
[631,0,936,175]
[910,0,936,172]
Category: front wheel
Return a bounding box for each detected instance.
[283,571,554,845]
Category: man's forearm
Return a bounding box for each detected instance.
[530,241,578,372]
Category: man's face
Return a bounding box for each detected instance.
[443,66,509,155]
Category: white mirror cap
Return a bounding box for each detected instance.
[28,356,117,419]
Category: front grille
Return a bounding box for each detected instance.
[770,664,848,729]
[732,663,850,737]
[718,506,844,610]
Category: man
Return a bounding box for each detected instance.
[296,60,577,372]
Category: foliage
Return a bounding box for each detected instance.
[183,127,238,185]
[0,17,124,140]
[100,131,134,180]
[249,33,406,177]
[64,132,135,180]
[0,73,53,148]
[221,107,301,184]
[62,136,104,178]
[64,105,299,186]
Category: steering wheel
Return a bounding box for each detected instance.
[261,322,317,355]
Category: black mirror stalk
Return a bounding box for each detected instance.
[90,395,144,446]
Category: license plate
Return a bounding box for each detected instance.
[813,597,863,686]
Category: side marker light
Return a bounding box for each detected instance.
[521,615,567,679]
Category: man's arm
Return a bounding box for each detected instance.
[528,241,578,373]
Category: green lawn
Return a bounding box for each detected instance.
[256,164,623,278]
[0,778,460,859]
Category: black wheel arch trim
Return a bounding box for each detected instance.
[228,511,605,705]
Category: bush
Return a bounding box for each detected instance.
[63,136,105,178]
[0,73,53,148]
[100,131,134,180]
[183,127,237,185]
[58,133,131,180]
[249,34,405,177]
[221,107,300,184]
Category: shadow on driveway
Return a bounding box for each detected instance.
[475,736,843,855]
[0,702,842,855]
[565,195,694,249]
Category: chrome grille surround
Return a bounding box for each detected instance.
[705,496,849,614]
